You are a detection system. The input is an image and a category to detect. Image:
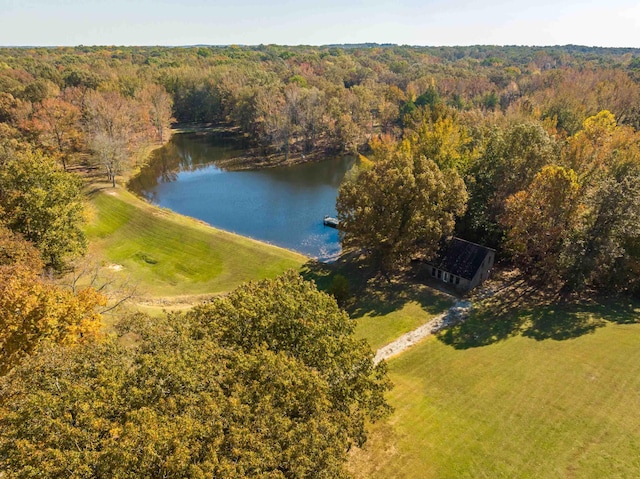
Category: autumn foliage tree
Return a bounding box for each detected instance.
[406,114,476,172]
[138,83,174,143]
[337,148,467,274]
[0,148,87,270]
[0,226,104,375]
[84,90,154,187]
[30,96,81,170]
[0,272,390,477]
[500,165,581,278]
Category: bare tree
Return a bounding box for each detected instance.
[84,90,150,186]
[63,256,141,315]
[139,84,175,143]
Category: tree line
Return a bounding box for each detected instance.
[2,44,640,176]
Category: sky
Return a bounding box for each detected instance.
[1,0,639,48]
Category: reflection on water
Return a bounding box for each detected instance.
[130,132,355,260]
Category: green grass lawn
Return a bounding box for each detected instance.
[301,259,454,351]
[354,292,453,350]
[349,301,640,479]
[85,187,306,297]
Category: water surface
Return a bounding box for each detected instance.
[130,132,355,260]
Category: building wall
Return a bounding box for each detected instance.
[457,277,471,292]
[469,251,495,290]
[429,266,471,292]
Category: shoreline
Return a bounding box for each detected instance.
[85,186,307,298]
[83,129,309,307]
[125,126,344,262]
[170,122,348,171]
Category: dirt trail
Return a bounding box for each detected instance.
[374,300,472,364]
[135,293,220,309]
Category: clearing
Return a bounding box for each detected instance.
[349,292,640,479]
[84,178,640,479]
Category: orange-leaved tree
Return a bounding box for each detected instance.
[0,226,105,375]
[500,165,582,279]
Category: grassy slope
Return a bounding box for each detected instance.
[85,187,306,297]
[349,302,640,479]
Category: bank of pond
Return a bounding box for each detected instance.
[129,131,356,261]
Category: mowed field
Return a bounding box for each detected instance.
[85,187,306,298]
[349,302,640,479]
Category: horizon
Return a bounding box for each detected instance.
[1,42,639,50]
[1,0,639,49]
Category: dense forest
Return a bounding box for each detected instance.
[2,44,640,476]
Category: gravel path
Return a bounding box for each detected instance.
[374,300,472,364]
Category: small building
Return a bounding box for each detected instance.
[426,237,495,292]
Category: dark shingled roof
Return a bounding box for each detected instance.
[430,237,494,280]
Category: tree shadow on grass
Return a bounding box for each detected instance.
[347,280,453,320]
[300,254,454,320]
[438,285,640,349]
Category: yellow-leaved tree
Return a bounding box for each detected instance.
[0,226,105,375]
[500,165,582,279]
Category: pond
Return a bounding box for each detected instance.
[129,131,356,261]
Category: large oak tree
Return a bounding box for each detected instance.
[0,148,86,270]
[337,148,467,274]
[0,272,390,478]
